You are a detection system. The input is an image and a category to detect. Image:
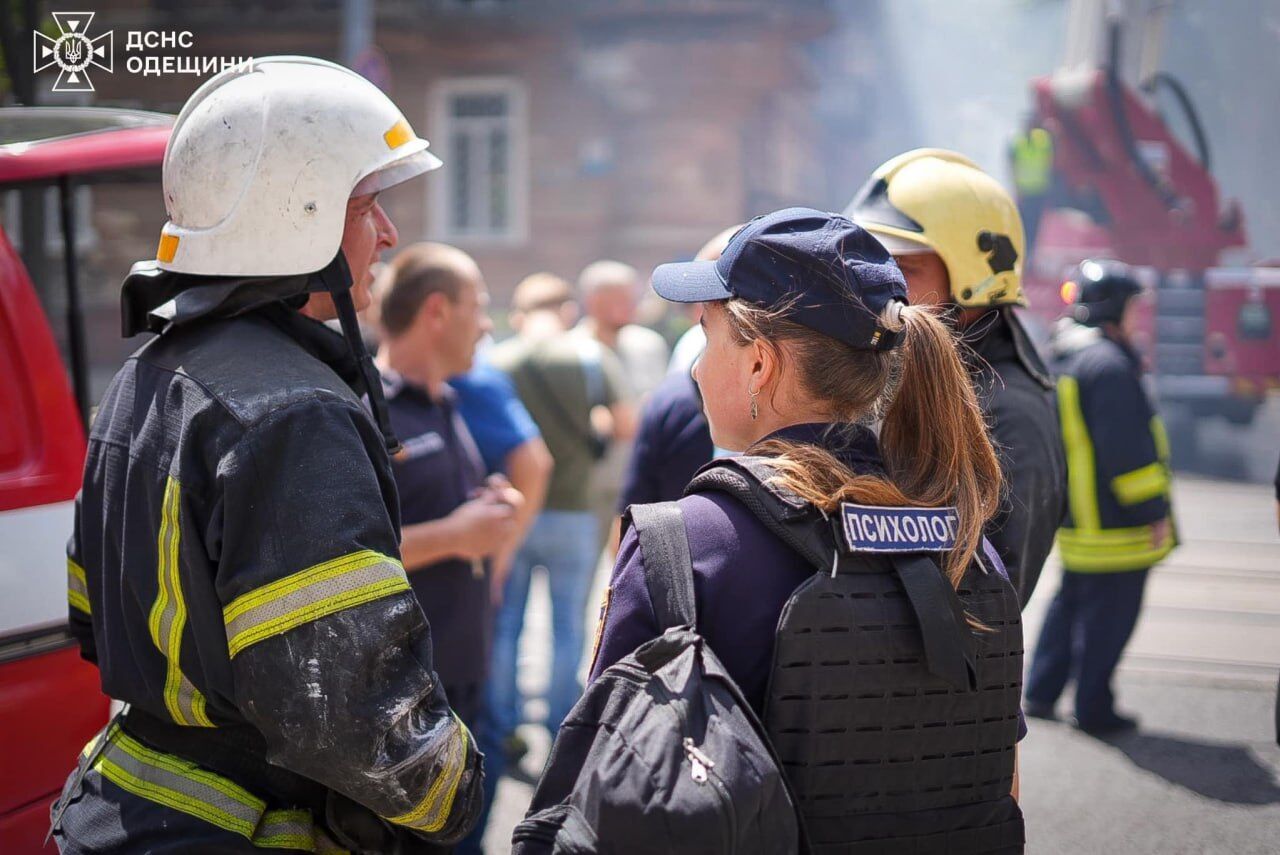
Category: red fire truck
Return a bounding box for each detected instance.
[1019,0,1279,448]
[0,108,171,853]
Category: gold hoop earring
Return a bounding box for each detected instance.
[749,388,759,421]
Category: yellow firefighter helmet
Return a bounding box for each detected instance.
[847,148,1027,307]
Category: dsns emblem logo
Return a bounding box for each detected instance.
[33,12,113,93]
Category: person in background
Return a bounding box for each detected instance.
[575,260,664,553]
[577,259,671,399]
[1009,120,1054,264]
[618,226,737,510]
[450,360,554,602]
[667,225,743,380]
[375,241,525,728]
[1024,260,1177,735]
[850,148,1066,606]
[369,270,552,603]
[483,273,635,804]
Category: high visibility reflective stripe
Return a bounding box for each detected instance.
[1056,374,1176,572]
[1054,527,1172,568]
[87,725,347,852]
[1151,417,1169,460]
[1111,461,1170,505]
[95,724,264,836]
[384,713,469,832]
[253,809,322,851]
[223,550,409,659]
[68,557,91,615]
[147,477,214,728]
[1056,376,1102,531]
[1057,525,1175,572]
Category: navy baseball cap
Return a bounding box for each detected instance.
[651,207,908,351]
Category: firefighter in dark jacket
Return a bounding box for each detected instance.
[850,148,1067,604]
[53,57,482,853]
[1024,260,1177,734]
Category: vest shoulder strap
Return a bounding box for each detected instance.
[687,456,834,573]
[625,502,697,631]
[691,457,980,690]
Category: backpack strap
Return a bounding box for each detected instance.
[625,502,697,631]
[687,456,835,573]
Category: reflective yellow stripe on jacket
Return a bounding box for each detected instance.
[383,713,470,833]
[148,477,215,727]
[223,549,409,658]
[1111,461,1169,505]
[1056,376,1174,572]
[68,557,91,615]
[84,723,348,852]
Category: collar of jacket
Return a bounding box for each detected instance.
[378,367,455,407]
[754,421,889,478]
[120,257,366,394]
[963,307,1054,391]
[259,303,365,394]
[120,255,347,338]
[1049,316,1103,361]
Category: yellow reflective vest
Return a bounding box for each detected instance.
[1012,127,1054,196]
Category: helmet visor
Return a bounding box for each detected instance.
[352,148,443,197]
[867,228,934,256]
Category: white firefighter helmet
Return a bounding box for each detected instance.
[156,56,441,277]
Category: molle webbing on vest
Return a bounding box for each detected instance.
[765,569,1022,817]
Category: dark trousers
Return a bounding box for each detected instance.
[448,682,495,855]
[1025,568,1149,724]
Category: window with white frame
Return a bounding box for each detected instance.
[430,78,527,244]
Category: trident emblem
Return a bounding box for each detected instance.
[33,12,113,93]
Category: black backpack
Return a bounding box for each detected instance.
[512,502,802,855]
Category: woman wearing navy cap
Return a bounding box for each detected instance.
[590,208,1026,853]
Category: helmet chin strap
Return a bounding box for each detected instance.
[317,252,402,455]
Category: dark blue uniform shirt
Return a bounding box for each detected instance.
[383,372,490,706]
[618,370,715,510]
[591,422,1026,740]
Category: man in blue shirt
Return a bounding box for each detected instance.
[451,362,542,475]
[450,361,553,601]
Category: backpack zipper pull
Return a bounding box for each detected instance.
[683,737,715,784]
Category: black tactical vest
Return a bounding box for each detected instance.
[689,458,1025,854]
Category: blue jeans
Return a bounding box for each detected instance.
[1025,568,1149,725]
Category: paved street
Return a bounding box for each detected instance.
[1019,476,1280,854]
[482,475,1280,853]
